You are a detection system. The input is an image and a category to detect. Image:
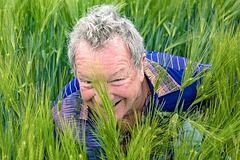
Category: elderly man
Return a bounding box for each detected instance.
[52,5,209,159]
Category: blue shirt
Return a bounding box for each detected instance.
[52,52,210,158]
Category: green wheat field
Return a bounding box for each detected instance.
[0,0,240,159]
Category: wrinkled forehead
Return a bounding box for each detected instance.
[75,37,135,77]
[76,36,130,54]
[76,36,132,61]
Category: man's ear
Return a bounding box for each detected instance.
[139,53,146,82]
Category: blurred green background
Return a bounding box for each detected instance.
[0,0,240,159]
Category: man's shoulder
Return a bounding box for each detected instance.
[144,51,210,99]
[52,78,80,107]
[51,79,101,148]
[144,56,181,98]
[145,51,211,72]
[52,77,81,123]
[146,51,189,71]
[144,52,211,112]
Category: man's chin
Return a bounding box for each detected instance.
[116,119,134,134]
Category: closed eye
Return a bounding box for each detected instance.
[79,78,92,84]
[85,80,92,84]
[111,78,123,83]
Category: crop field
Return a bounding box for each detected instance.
[0,0,240,159]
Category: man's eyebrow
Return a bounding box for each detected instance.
[78,68,128,79]
[110,68,127,78]
[77,72,90,79]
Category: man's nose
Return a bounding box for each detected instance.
[93,89,114,106]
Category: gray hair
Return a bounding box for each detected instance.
[68,5,145,76]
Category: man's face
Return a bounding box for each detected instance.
[75,37,145,122]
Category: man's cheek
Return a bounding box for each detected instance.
[112,86,129,97]
[80,88,94,101]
